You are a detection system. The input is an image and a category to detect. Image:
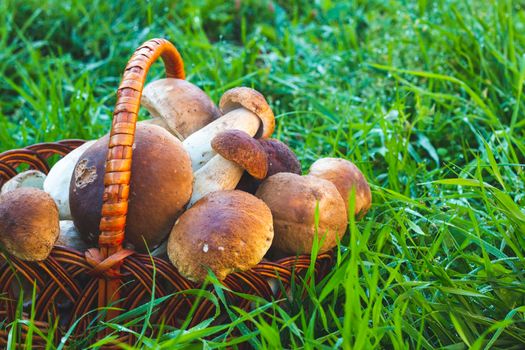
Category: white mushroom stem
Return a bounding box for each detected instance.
[151,240,168,258]
[188,155,244,207]
[56,220,90,252]
[182,107,260,171]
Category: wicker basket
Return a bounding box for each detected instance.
[0,38,334,347]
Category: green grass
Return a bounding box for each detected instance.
[1,0,525,348]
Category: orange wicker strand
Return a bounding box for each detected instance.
[96,38,184,321]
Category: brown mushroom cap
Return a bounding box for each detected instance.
[255,173,347,256]
[211,130,268,179]
[309,158,371,216]
[167,190,274,282]
[236,139,301,194]
[219,87,275,139]
[0,188,59,261]
[69,124,193,253]
[260,139,302,175]
[141,78,220,138]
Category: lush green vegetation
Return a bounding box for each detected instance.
[1,0,525,348]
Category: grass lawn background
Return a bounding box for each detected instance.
[1,0,524,348]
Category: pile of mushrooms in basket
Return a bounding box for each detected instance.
[0,78,372,283]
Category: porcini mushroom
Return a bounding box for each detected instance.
[140,78,220,139]
[255,173,347,256]
[236,138,301,194]
[168,190,273,282]
[188,129,268,207]
[44,140,96,219]
[309,158,371,217]
[0,188,59,261]
[1,170,46,194]
[183,87,275,171]
[219,87,275,139]
[69,124,193,252]
[212,130,268,180]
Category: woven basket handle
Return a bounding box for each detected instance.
[98,38,185,254]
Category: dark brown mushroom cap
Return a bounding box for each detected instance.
[69,124,193,253]
[255,173,347,256]
[167,190,274,282]
[309,158,371,217]
[211,130,268,179]
[0,188,59,261]
[219,87,275,139]
[236,139,301,194]
[260,139,301,176]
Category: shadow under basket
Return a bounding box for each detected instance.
[0,38,334,347]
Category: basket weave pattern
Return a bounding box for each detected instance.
[0,39,334,346]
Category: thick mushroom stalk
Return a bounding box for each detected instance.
[188,130,268,207]
[183,108,260,171]
[56,221,90,252]
[189,156,244,207]
[183,87,275,172]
